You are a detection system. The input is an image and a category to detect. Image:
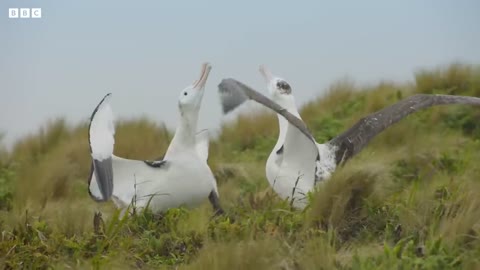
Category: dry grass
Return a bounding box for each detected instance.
[1,63,480,269]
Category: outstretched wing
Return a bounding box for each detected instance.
[87,94,171,205]
[88,93,115,202]
[218,78,316,143]
[329,94,480,165]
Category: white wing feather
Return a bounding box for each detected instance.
[89,94,115,161]
[195,129,209,162]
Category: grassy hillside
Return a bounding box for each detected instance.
[1,64,480,269]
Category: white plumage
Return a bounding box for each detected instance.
[218,65,480,210]
[88,63,224,215]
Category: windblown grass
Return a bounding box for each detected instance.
[1,63,480,269]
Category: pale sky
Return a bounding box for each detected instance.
[1,0,479,147]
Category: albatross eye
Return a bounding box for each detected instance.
[184,92,188,96]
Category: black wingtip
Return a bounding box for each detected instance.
[218,78,242,94]
[218,78,234,87]
[88,93,112,128]
[218,78,249,115]
[221,104,234,115]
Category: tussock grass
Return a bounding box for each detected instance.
[1,63,480,269]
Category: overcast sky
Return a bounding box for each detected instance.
[1,0,479,147]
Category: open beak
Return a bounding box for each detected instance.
[193,62,212,90]
[259,65,274,83]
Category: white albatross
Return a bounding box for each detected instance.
[87,62,224,215]
[218,65,480,209]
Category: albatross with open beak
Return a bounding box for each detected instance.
[218,65,480,209]
[88,63,224,215]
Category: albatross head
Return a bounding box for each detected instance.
[259,64,301,119]
[178,62,212,113]
[259,65,292,101]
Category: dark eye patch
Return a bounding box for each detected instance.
[276,81,291,93]
[184,92,188,96]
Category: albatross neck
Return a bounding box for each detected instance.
[275,95,302,148]
[165,109,198,157]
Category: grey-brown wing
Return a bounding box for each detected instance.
[218,78,316,143]
[329,94,480,165]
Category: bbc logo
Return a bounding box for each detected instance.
[9,8,42,18]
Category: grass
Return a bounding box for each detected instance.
[1,63,480,269]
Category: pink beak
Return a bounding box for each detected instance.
[193,62,212,89]
[259,64,274,83]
